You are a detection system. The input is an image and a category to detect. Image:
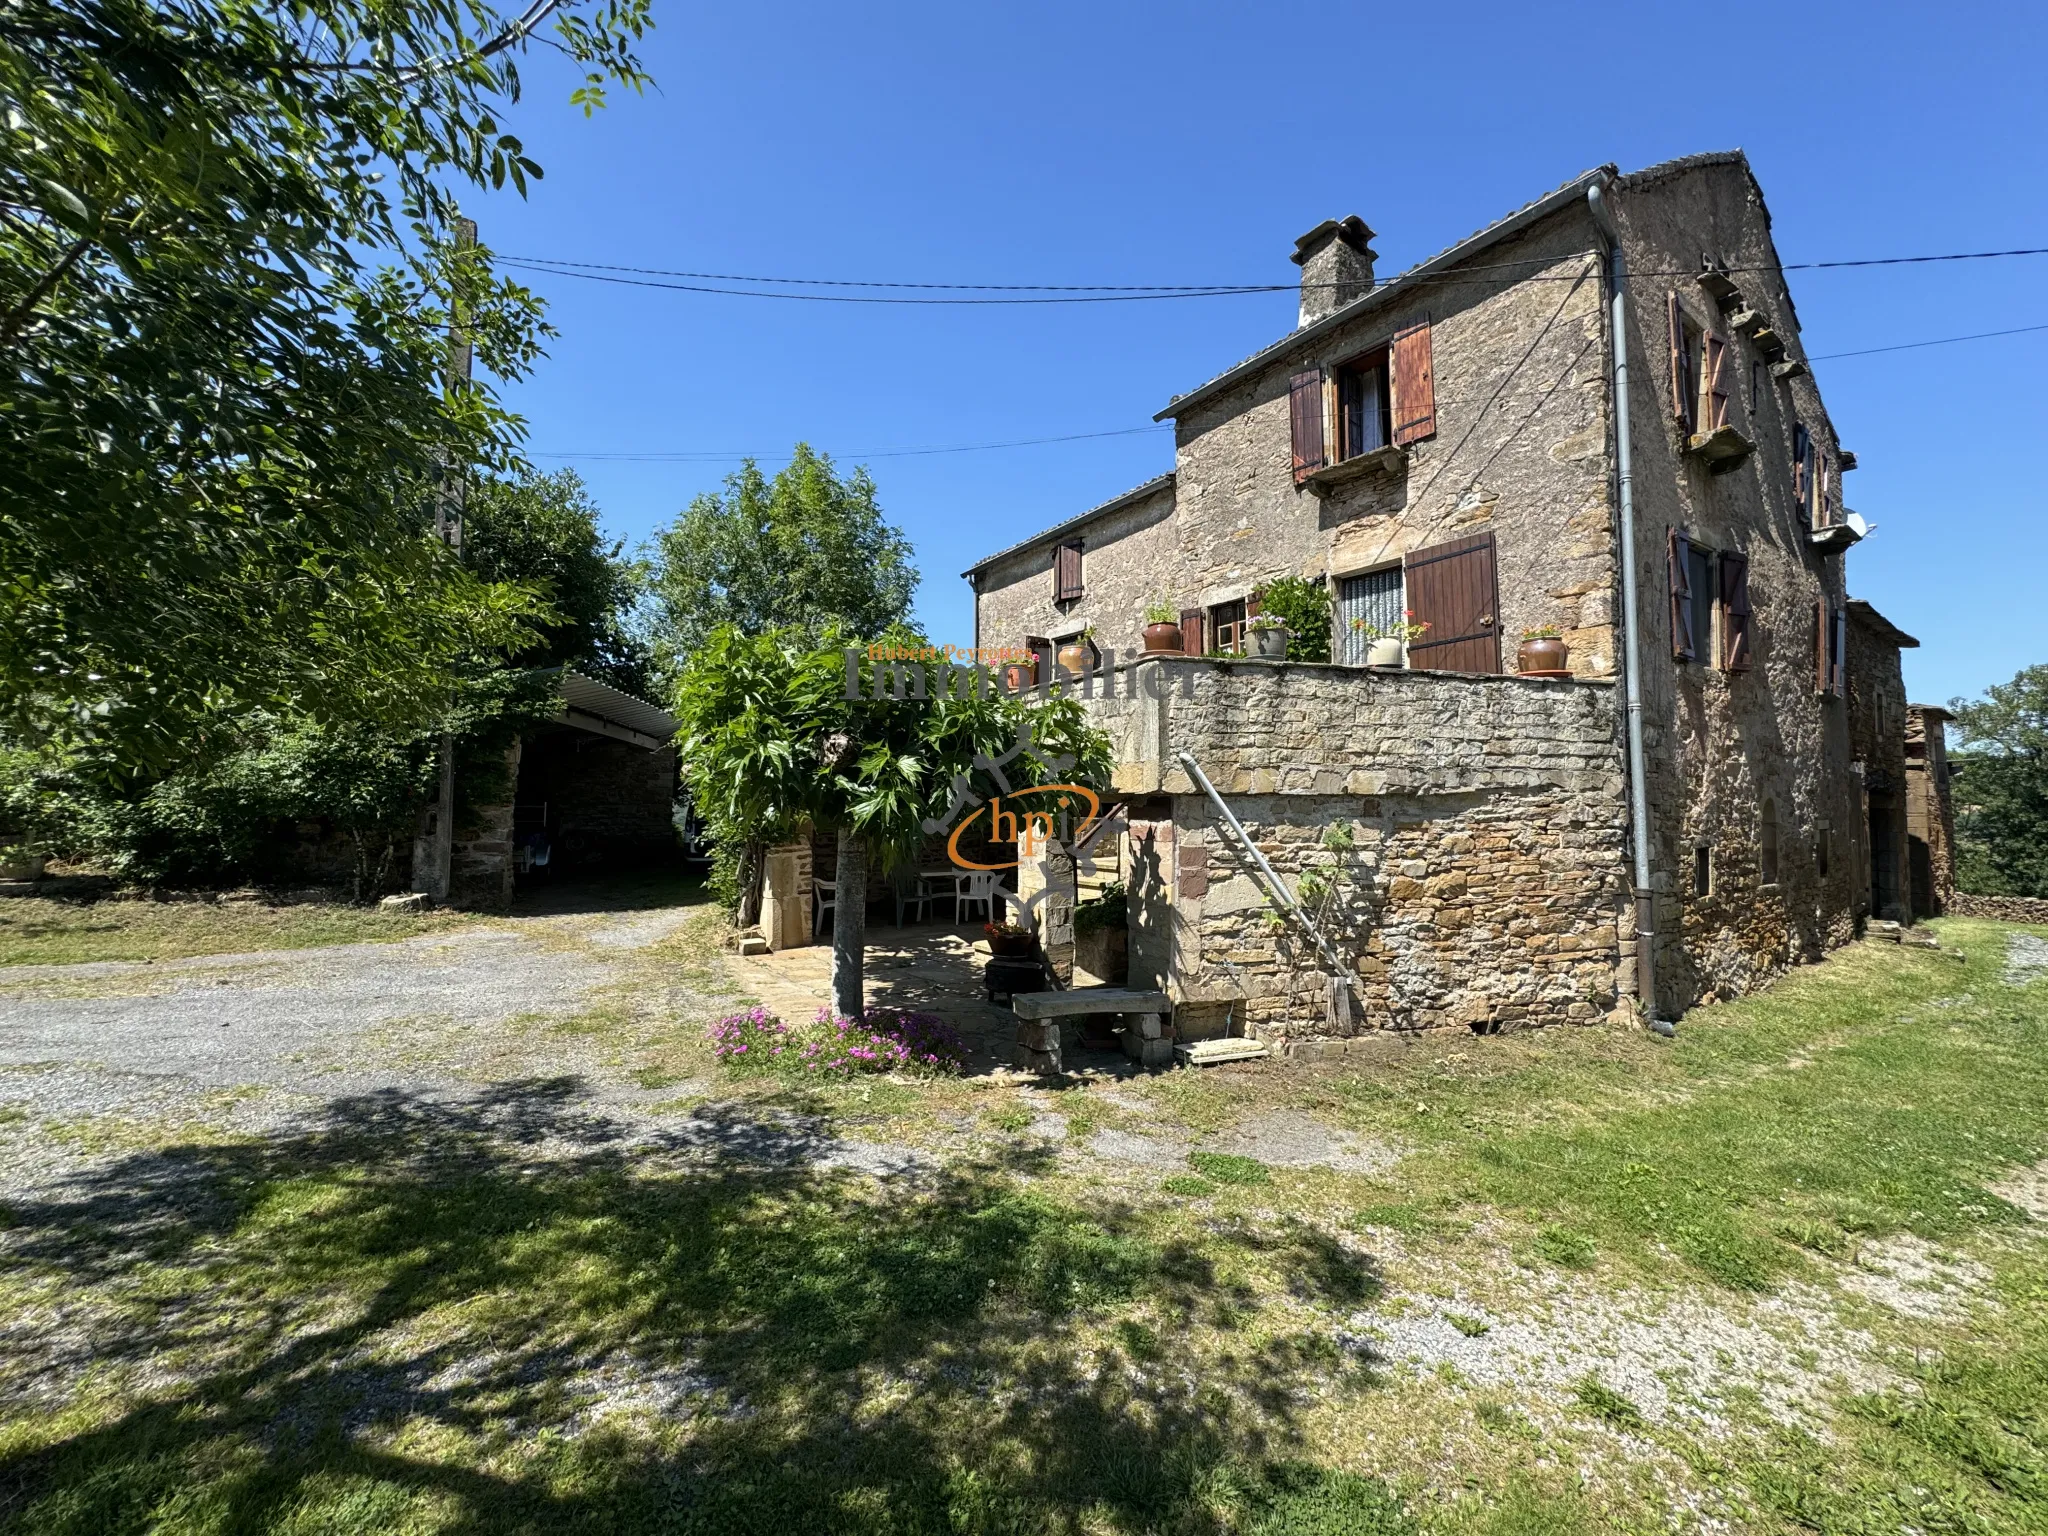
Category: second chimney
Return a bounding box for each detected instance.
[1291,216,1377,328]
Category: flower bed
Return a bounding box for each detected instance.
[711,1005,968,1076]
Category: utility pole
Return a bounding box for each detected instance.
[412,216,476,905]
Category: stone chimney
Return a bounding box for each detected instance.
[1291,216,1377,328]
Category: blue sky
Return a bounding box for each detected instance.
[476,0,2045,707]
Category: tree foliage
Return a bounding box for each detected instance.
[0,0,651,762]
[464,468,650,693]
[647,446,919,670]
[1950,664,2048,898]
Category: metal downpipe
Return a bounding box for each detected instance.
[1587,180,1673,1037]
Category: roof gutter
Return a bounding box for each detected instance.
[1586,177,1675,1039]
[1157,167,1614,423]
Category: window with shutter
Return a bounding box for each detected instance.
[1668,529,1695,662]
[1403,533,1500,673]
[1814,598,1828,694]
[1209,598,1248,655]
[1336,566,1404,665]
[1177,608,1206,658]
[1814,450,1834,530]
[1719,551,1752,671]
[1336,350,1390,459]
[1390,321,1436,445]
[1793,422,1811,510]
[1701,331,1730,432]
[1668,292,1698,430]
[1053,540,1084,602]
[1289,369,1326,483]
[1025,636,1053,689]
[1831,604,1848,697]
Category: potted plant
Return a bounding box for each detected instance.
[1056,628,1095,677]
[984,919,1036,958]
[1246,613,1289,660]
[1517,626,1570,675]
[1141,599,1183,654]
[1351,611,1430,668]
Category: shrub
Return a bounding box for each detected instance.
[709,1005,968,1076]
[1253,577,1334,664]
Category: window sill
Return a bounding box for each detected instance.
[1301,444,1408,495]
[1807,519,1864,552]
[1685,424,1755,473]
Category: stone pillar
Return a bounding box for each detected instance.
[1013,1019,1063,1075]
[1017,835,1076,985]
[1120,1011,1174,1070]
[760,841,813,951]
[447,739,520,912]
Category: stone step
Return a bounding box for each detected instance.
[1175,1038,1270,1067]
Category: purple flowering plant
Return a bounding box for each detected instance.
[710,1004,968,1077]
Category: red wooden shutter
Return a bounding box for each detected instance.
[1289,369,1326,483]
[1403,533,1500,673]
[1668,529,1694,662]
[1391,320,1437,445]
[1054,541,1084,601]
[1177,607,1206,657]
[1668,291,1691,428]
[1702,331,1730,431]
[1719,551,1751,671]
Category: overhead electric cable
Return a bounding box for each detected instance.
[1806,321,2048,361]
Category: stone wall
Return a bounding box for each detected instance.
[1610,158,1865,1010]
[1089,658,1628,1042]
[1905,706,1957,917]
[1949,892,2048,925]
[450,740,520,912]
[1846,608,1911,922]
[974,477,1176,664]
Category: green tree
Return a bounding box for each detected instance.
[0,0,651,763]
[1950,663,2048,898]
[464,468,651,693]
[647,446,919,669]
[674,626,1109,1018]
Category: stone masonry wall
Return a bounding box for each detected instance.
[1846,609,1910,922]
[974,478,1177,666]
[1905,706,1956,917]
[1611,158,1864,1010]
[1086,657,1628,1042]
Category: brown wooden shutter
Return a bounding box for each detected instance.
[1668,528,1695,662]
[1025,635,1052,688]
[1815,449,1833,528]
[1793,422,1810,510]
[1831,604,1848,697]
[1391,320,1437,445]
[1289,369,1326,483]
[1719,551,1751,671]
[1245,589,1262,618]
[1702,331,1730,431]
[1177,607,1206,657]
[1668,291,1690,428]
[1403,532,1500,673]
[1814,599,1828,694]
[1053,541,1084,602]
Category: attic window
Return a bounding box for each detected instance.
[1054,541,1084,603]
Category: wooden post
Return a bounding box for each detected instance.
[412,216,476,904]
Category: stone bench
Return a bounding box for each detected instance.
[1012,989,1173,1073]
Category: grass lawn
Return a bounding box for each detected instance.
[1,918,2045,1533]
[0,892,481,967]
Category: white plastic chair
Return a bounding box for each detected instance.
[813,878,837,938]
[954,872,1007,925]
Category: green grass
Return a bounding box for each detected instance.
[0,893,478,966]
[1188,1151,1271,1186]
[6,918,2048,1532]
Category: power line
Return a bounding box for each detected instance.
[500,245,2048,305]
[1808,321,2048,361]
[528,424,1172,463]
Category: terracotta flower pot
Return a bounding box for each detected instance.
[986,929,1035,958]
[1249,626,1288,660]
[1057,640,1093,676]
[1142,621,1183,654]
[1517,636,1570,674]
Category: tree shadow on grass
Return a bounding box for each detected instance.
[0,1081,1399,1534]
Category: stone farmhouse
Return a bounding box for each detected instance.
[965,151,1954,1043]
